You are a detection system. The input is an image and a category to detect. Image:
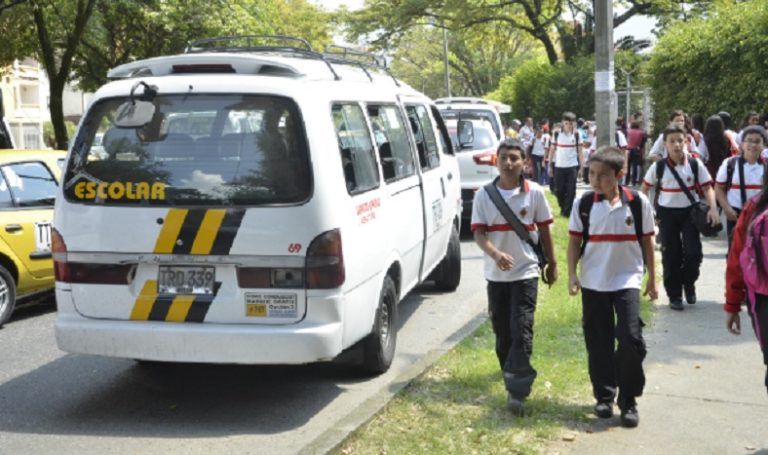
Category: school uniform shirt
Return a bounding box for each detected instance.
[471,179,554,282]
[531,137,546,157]
[715,156,766,210]
[553,131,580,168]
[568,188,655,292]
[642,156,713,208]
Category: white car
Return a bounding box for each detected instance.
[53,36,462,374]
[447,119,500,223]
[436,97,510,142]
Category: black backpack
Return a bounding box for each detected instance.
[723,156,768,208]
[578,188,645,259]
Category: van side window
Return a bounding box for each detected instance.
[367,104,416,182]
[332,103,380,194]
[430,105,455,156]
[405,105,440,170]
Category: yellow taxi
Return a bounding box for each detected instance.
[0,149,65,327]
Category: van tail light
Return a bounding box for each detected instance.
[52,229,132,284]
[52,228,70,282]
[473,151,497,166]
[306,229,345,289]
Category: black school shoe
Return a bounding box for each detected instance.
[620,407,639,428]
[594,401,613,418]
[669,299,684,311]
[685,286,697,304]
[507,393,525,416]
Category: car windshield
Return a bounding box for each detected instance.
[449,126,496,151]
[438,108,500,138]
[63,94,311,206]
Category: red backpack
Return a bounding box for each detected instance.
[739,198,768,317]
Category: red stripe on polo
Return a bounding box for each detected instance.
[588,234,638,242]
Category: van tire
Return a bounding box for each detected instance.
[362,275,398,374]
[0,266,17,327]
[433,225,461,292]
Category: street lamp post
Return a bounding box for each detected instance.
[443,27,451,98]
[620,68,635,124]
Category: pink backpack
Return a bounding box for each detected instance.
[739,202,768,345]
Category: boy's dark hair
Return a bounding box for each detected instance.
[741,125,768,144]
[662,122,687,140]
[718,111,732,129]
[562,112,577,122]
[497,138,525,156]
[588,146,625,174]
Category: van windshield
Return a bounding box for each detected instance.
[439,109,500,138]
[63,94,310,206]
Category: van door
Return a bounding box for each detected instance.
[404,103,457,280]
[366,103,424,293]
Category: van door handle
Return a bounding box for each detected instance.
[447,172,453,180]
[5,224,22,233]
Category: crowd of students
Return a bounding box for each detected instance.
[471,110,768,429]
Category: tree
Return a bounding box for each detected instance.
[646,0,768,132]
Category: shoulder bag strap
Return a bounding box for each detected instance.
[578,192,594,257]
[483,178,536,249]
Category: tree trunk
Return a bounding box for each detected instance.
[48,78,67,150]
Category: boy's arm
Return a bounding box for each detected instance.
[474,227,513,271]
[703,185,719,224]
[538,223,557,286]
[640,235,657,299]
[567,235,582,296]
[715,184,738,221]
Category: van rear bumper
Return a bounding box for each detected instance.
[55,292,344,365]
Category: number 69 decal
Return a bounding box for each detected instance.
[288,243,302,253]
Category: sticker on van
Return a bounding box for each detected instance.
[74,181,166,201]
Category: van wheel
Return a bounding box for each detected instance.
[0,266,17,327]
[362,275,398,374]
[433,225,461,291]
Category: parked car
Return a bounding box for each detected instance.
[0,149,65,326]
[53,36,462,374]
[436,97,510,141]
[446,119,500,224]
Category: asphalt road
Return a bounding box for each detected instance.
[0,234,488,455]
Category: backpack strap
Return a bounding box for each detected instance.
[578,191,594,258]
[738,156,747,208]
[725,156,737,194]
[654,160,665,209]
[627,188,646,263]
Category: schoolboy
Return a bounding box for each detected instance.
[548,112,583,217]
[471,139,557,415]
[567,146,657,428]
[641,123,719,311]
[715,125,768,244]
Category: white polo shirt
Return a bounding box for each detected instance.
[642,157,712,208]
[715,156,766,210]
[569,188,655,292]
[471,179,554,282]
[553,131,580,168]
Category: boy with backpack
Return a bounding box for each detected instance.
[548,112,583,217]
[725,171,768,394]
[715,125,768,246]
[641,123,719,311]
[472,139,557,415]
[567,146,657,428]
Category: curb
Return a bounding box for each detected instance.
[298,311,489,455]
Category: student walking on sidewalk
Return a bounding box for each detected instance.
[548,112,583,217]
[567,146,657,428]
[471,139,557,415]
[641,123,719,311]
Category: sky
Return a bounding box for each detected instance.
[313,0,657,42]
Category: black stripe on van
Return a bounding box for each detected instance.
[185,282,222,323]
[172,209,207,255]
[148,294,175,321]
[209,209,246,255]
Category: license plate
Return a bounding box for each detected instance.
[158,266,215,295]
[245,293,298,318]
[34,221,52,252]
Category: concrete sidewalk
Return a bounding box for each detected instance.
[554,229,768,454]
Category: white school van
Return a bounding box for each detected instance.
[53,37,462,373]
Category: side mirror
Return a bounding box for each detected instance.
[113,81,158,128]
[457,120,474,148]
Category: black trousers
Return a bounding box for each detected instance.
[554,166,579,217]
[625,150,642,185]
[582,288,646,410]
[746,293,768,393]
[487,278,538,399]
[531,155,545,184]
[657,206,703,300]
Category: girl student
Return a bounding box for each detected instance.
[648,110,700,162]
[641,123,719,311]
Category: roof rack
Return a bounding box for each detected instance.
[322,45,400,87]
[185,35,340,81]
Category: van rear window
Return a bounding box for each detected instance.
[63,95,310,206]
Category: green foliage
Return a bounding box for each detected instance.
[490,55,595,122]
[43,120,76,148]
[647,0,768,132]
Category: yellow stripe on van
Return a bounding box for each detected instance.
[190,209,227,254]
[153,209,188,253]
[165,295,196,322]
[131,280,158,320]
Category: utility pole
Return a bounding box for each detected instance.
[443,27,451,98]
[595,0,616,147]
[620,68,634,125]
